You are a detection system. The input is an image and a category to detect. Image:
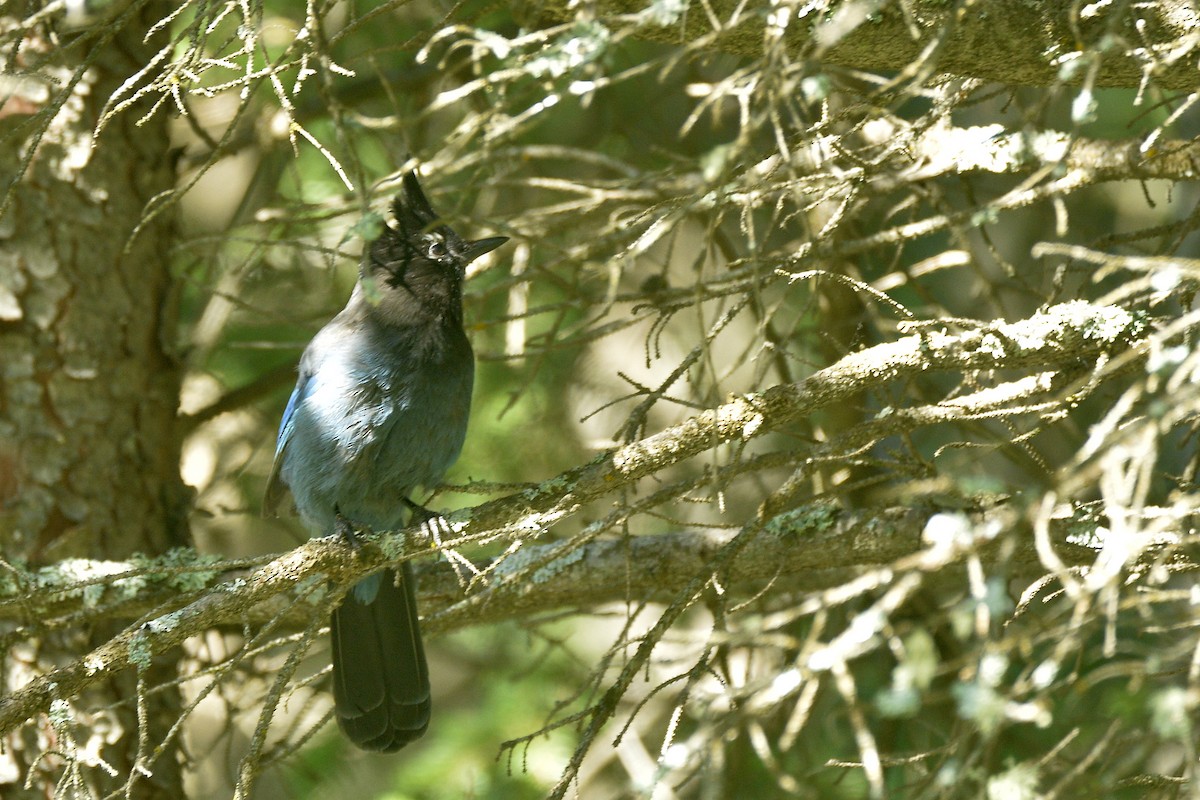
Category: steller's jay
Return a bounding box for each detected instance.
[264,171,507,752]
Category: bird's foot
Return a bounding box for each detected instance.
[402,497,439,526]
[402,497,454,547]
[334,508,366,551]
[403,497,479,588]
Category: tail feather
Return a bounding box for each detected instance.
[331,562,431,752]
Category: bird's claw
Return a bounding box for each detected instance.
[334,509,365,551]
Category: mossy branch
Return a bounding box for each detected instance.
[0,301,1153,737]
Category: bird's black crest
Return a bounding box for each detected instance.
[392,171,440,234]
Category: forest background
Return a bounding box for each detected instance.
[2,1,1200,798]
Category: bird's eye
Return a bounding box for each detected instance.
[427,240,448,258]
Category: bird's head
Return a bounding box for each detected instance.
[362,171,507,324]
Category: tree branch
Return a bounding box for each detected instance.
[0,301,1153,736]
[560,0,1200,91]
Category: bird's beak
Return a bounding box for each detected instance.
[462,236,509,263]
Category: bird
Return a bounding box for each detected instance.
[264,170,508,752]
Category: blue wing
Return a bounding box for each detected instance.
[263,372,312,516]
[275,373,310,454]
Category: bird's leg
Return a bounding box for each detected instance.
[334,505,366,550]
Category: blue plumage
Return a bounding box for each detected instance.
[265,171,507,752]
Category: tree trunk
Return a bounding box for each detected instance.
[0,6,187,798]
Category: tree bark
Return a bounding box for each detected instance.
[0,6,187,798]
